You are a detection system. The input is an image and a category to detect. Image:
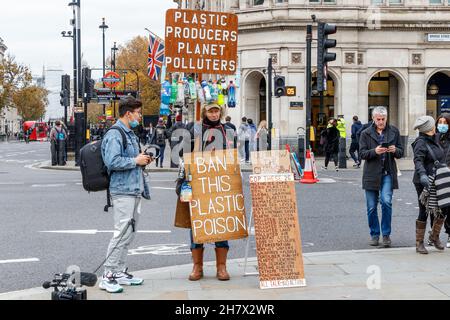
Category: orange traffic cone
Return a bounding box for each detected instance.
[300,149,319,184]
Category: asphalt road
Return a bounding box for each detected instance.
[0,141,421,293]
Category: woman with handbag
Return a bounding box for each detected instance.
[412,115,446,254]
[429,114,450,248]
[175,102,232,281]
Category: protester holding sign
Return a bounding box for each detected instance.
[176,102,237,281]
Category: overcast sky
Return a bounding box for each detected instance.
[1,0,177,78]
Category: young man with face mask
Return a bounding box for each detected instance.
[100,96,153,293]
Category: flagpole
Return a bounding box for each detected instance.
[144,28,165,44]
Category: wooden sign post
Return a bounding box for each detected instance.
[165,9,238,75]
[184,149,248,243]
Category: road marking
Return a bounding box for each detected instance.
[128,244,191,256]
[406,203,412,205]
[0,182,24,185]
[152,187,176,190]
[0,258,40,264]
[40,229,171,235]
[31,184,66,188]
[316,178,336,184]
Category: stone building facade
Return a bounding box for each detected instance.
[176,0,450,154]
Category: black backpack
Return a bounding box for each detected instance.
[80,126,127,211]
[156,127,165,145]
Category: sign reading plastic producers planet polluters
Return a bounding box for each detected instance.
[165,9,238,75]
[102,71,121,88]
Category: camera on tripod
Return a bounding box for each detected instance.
[43,271,97,300]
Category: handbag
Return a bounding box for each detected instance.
[425,143,450,209]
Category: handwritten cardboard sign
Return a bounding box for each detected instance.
[165,9,238,74]
[251,150,292,175]
[250,173,306,289]
[184,149,247,243]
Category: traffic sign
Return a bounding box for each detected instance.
[165,9,238,74]
[102,71,121,88]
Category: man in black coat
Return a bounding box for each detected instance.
[359,106,404,248]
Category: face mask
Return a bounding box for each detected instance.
[129,120,139,128]
[438,124,449,134]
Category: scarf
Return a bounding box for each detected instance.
[419,174,444,219]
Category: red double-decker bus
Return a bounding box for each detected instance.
[23,121,48,141]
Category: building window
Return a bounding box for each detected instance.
[371,0,403,5]
[253,0,265,5]
[429,0,443,4]
[309,0,336,4]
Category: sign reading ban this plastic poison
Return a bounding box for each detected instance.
[250,172,305,289]
[184,149,248,244]
[165,9,238,75]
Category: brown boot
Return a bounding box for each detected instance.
[416,220,428,254]
[215,248,230,281]
[188,248,204,281]
[431,217,446,250]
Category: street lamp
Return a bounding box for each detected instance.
[428,83,439,96]
[99,17,108,114]
[111,42,118,72]
[111,42,119,118]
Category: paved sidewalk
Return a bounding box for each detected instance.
[35,158,415,173]
[1,248,450,300]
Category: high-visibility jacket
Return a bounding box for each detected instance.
[337,118,346,138]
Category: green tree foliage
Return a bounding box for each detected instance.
[0,55,33,113]
[12,85,48,121]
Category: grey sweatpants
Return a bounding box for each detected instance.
[104,196,141,274]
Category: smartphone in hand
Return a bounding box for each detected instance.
[381,142,390,148]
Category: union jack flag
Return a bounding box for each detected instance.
[147,34,165,81]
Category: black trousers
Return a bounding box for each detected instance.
[349,142,361,164]
[325,152,338,168]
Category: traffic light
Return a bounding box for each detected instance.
[60,74,70,107]
[274,75,286,97]
[317,22,337,92]
[82,67,96,102]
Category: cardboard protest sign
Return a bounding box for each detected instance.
[251,150,291,174]
[165,9,238,74]
[250,173,306,289]
[184,149,247,243]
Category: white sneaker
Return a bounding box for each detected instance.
[99,272,123,293]
[335,166,339,172]
[447,236,450,248]
[114,268,144,286]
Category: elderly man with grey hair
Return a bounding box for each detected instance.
[359,107,404,248]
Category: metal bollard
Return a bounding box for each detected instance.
[297,127,306,169]
[338,137,347,168]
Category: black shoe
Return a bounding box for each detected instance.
[382,235,391,248]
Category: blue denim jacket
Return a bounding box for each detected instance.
[101,120,144,196]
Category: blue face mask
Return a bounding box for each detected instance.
[129,120,139,128]
[438,124,449,134]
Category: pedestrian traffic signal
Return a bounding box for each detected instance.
[274,75,286,97]
[317,22,337,92]
[60,74,70,107]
